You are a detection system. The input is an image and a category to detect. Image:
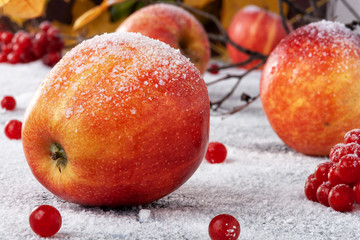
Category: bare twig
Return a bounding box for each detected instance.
[341,0,360,21]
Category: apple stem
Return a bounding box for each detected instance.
[50,143,68,173]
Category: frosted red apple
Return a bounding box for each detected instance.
[22,32,210,206]
[117,3,210,74]
[260,20,360,156]
[227,5,292,70]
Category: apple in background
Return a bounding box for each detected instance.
[227,5,292,70]
[260,20,360,156]
[116,3,210,75]
[22,32,210,206]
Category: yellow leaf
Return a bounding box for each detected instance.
[0,0,10,7]
[184,0,214,8]
[73,0,126,31]
[221,0,289,29]
[2,0,46,19]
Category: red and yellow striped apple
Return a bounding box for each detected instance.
[227,5,292,70]
[117,3,210,74]
[260,20,360,156]
[22,32,210,206]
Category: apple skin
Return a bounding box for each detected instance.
[116,3,210,75]
[260,20,360,156]
[22,32,210,206]
[227,5,292,70]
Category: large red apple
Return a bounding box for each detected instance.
[116,3,210,74]
[227,5,292,70]
[22,32,210,206]
[260,20,360,156]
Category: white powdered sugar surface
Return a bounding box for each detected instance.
[1,61,360,239]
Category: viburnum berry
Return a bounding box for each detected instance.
[304,173,322,202]
[344,129,360,145]
[0,31,13,44]
[329,143,346,162]
[29,205,62,237]
[7,52,20,64]
[337,154,360,184]
[328,163,345,186]
[39,21,52,33]
[353,182,360,205]
[42,51,62,67]
[208,214,240,240]
[4,119,22,139]
[208,63,220,74]
[330,143,360,163]
[328,184,354,212]
[314,161,334,182]
[1,96,16,110]
[205,142,227,164]
[316,181,333,207]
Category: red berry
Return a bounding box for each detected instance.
[209,63,219,74]
[29,205,62,237]
[205,142,227,164]
[1,31,13,44]
[39,21,52,33]
[316,181,333,207]
[353,182,360,204]
[314,161,334,182]
[4,120,22,139]
[0,52,7,62]
[1,96,16,110]
[344,129,360,145]
[328,163,345,186]
[17,32,32,49]
[329,143,346,162]
[42,51,62,67]
[328,184,354,212]
[208,214,240,240]
[7,52,20,64]
[330,143,360,163]
[1,43,12,55]
[337,154,360,183]
[47,26,61,40]
[304,173,322,202]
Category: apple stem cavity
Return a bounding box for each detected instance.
[50,143,68,173]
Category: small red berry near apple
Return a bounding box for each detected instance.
[304,173,322,202]
[208,214,240,240]
[352,182,360,204]
[205,142,227,164]
[316,181,333,207]
[208,63,220,74]
[328,184,354,212]
[327,163,344,186]
[314,161,334,182]
[337,154,360,183]
[260,21,360,156]
[344,129,360,145]
[29,205,62,237]
[1,96,16,110]
[4,119,22,140]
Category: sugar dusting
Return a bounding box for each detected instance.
[2,36,360,239]
[39,32,203,120]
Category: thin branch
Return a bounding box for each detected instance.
[278,0,291,34]
[341,0,360,21]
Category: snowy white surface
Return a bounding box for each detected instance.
[1,61,360,239]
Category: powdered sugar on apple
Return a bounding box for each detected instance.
[39,32,203,119]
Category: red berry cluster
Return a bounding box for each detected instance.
[0,21,63,66]
[304,129,360,212]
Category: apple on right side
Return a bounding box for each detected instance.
[260,20,360,156]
